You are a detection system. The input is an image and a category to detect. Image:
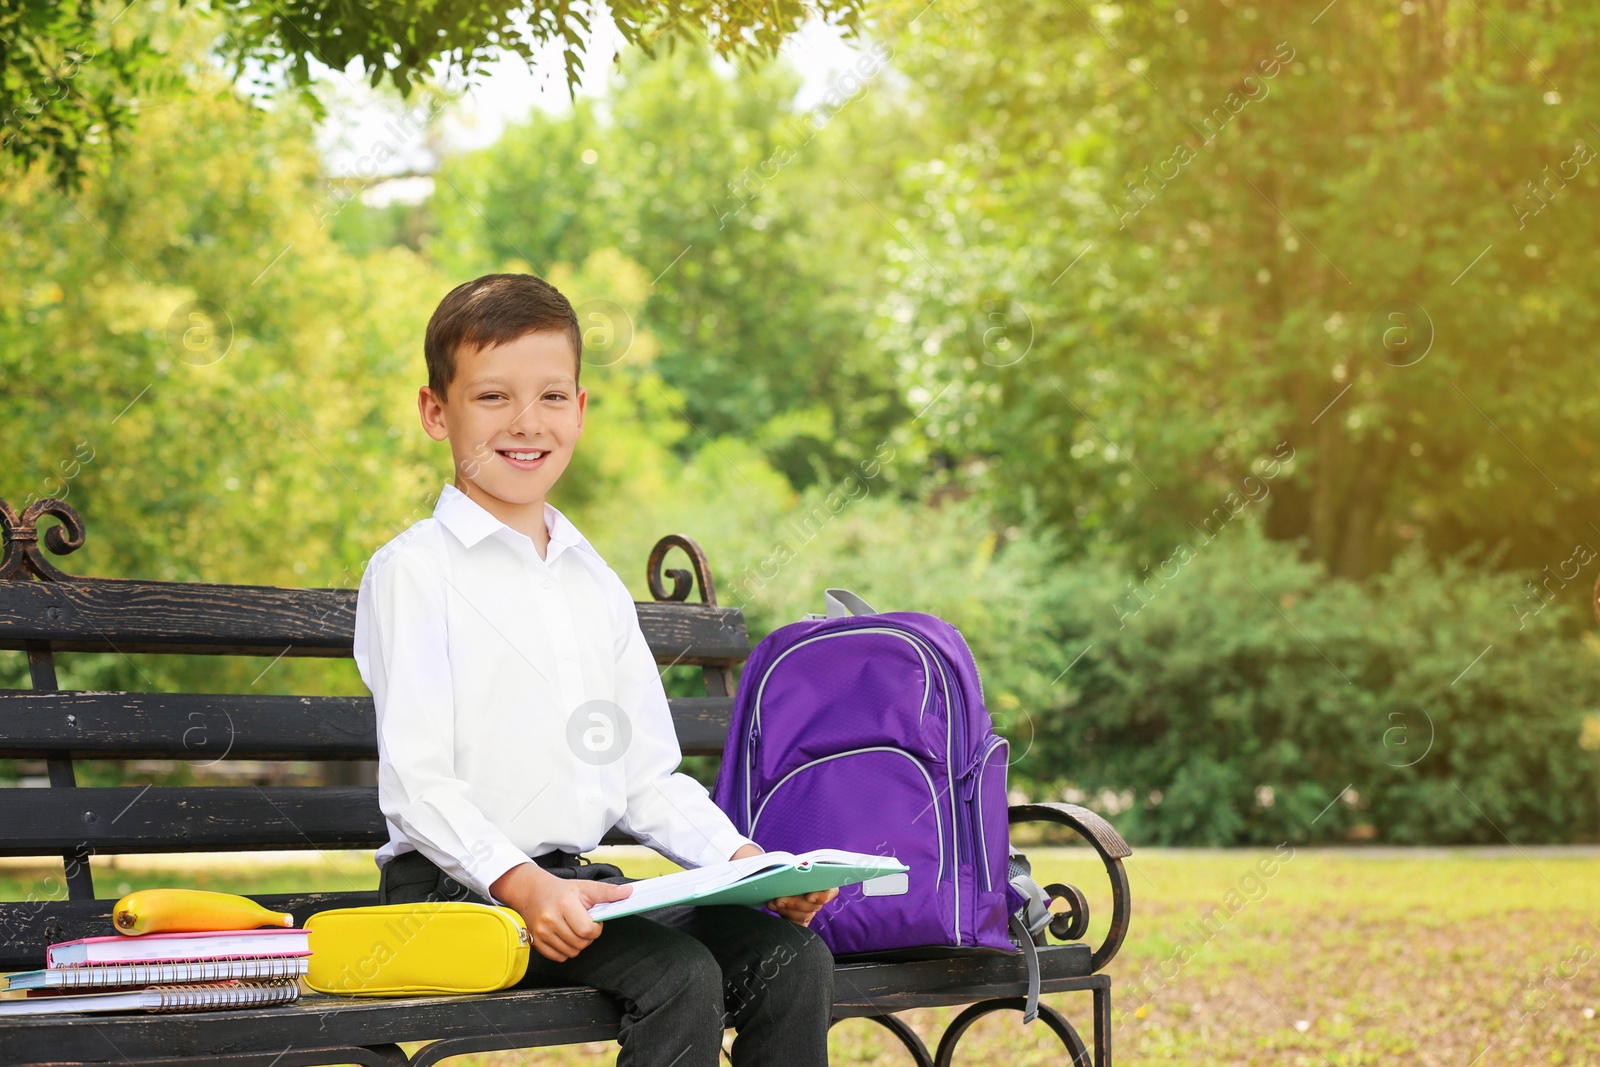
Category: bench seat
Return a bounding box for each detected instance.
[0,945,1099,1067]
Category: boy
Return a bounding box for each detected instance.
[352,273,838,1066]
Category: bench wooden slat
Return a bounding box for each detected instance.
[0,579,353,657]
[0,693,735,759]
[0,945,1095,1064]
[0,786,388,854]
[0,580,750,662]
[0,693,375,759]
[831,943,1096,1014]
[0,787,652,856]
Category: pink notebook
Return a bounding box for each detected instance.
[48,927,311,968]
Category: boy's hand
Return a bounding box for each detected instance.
[492,862,633,962]
[727,843,839,926]
[767,888,838,926]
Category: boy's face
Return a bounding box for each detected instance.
[418,330,585,518]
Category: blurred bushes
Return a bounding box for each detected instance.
[1016,525,1600,846]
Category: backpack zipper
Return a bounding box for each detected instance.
[746,626,937,827]
[968,735,1007,892]
[878,624,973,941]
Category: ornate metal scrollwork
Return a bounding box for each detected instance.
[828,1013,934,1067]
[647,533,718,604]
[1009,802,1133,973]
[932,997,1091,1067]
[0,497,86,581]
[1043,881,1092,943]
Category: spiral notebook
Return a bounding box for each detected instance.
[47,927,310,968]
[3,955,309,991]
[0,978,300,1015]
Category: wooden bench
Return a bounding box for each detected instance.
[0,497,1132,1067]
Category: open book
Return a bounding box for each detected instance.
[589,848,908,922]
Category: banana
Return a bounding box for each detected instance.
[112,888,295,935]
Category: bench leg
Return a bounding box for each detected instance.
[930,997,1092,1067]
[1093,984,1111,1067]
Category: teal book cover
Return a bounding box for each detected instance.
[589,849,909,922]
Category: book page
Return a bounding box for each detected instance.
[586,849,915,921]
[588,851,800,921]
[793,848,906,868]
[674,853,911,911]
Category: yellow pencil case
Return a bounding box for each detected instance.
[304,902,530,996]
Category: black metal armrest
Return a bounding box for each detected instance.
[1008,802,1132,973]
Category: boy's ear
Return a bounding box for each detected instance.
[418,386,450,442]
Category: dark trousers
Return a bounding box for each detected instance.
[379,849,835,1067]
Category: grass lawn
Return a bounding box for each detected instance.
[4,847,1597,1065]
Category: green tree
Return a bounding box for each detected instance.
[1,0,870,187]
[853,0,1600,584]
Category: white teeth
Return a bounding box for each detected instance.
[504,450,547,461]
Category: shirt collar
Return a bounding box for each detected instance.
[433,482,592,563]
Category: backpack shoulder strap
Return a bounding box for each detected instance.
[1007,912,1041,1024]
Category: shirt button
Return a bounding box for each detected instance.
[539,576,553,590]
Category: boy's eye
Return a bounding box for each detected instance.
[544,393,567,401]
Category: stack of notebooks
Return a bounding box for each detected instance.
[0,927,309,1015]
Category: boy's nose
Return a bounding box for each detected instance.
[507,402,545,435]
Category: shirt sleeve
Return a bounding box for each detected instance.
[605,572,757,869]
[354,548,533,904]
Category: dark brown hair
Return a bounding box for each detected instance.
[424,273,582,401]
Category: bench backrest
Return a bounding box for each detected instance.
[0,498,749,970]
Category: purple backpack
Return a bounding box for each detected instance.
[713,589,1047,994]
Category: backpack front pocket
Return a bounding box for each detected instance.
[748,746,956,954]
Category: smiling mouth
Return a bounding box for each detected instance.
[498,449,550,469]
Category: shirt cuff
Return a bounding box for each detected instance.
[472,843,535,905]
[699,826,760,868]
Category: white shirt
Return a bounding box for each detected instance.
[353,481,756,905]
